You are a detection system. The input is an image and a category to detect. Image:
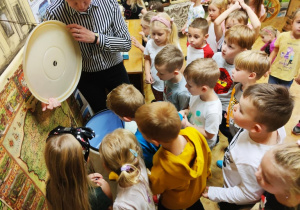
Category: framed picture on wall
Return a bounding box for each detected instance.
[13,4,26,26]
[0,9,14,37]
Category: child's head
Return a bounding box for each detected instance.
[188,18,209,49]
[99,128,143,188]
[150,12,178,46]
[184,58,220,95]
[233,50,270,83]
[135,102,181,144]
[259,26,278,43]
[45,133,90,210]
[255,141,300,207]
[106,84,145,120]
[222,25,256,63]
[291,8,300,39]
[208,0,227,21]
[148,1,164,12]
[233,84,294,132]
[141,11,156,37]
[154,44,184,81]
[130,0,146,9]
[225,10,248,31]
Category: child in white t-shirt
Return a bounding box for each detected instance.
[180,58,222,149]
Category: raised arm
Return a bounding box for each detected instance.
[214,2,241,41]
[238,0,261,37]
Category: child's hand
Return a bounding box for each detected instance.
[131,36,142,48]
[206,15,212,22]
[232,1,241,10]
[88,173,103,182]
[181,114,187,128]
[41,98,61,111]
[145,73,154,84]
[139,31,145,39]
[202,187,209,199]
[237,0,247,9]
[181,27,186,35]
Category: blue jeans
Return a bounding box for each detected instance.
[268,75,293,89]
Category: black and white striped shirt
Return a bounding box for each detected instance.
[46,0,131,72]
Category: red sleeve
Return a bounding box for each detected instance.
[204,44,214,58]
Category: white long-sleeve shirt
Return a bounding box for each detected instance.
[208,127,286,204]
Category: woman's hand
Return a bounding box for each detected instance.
[66,24,95,43]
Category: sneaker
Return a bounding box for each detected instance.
[292,120,300,135]
[216,160,223,169]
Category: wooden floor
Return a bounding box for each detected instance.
[143,16,300,210]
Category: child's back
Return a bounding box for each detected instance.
[151,126,211,209]
[99,129,155,209]
[106,84,159,169]
[135,102,211,209]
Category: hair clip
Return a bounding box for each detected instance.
[121,164,132,172]
[170,17,174,23]
[129,149,138,157]
[297,140,300,146]
[109,171,119,181]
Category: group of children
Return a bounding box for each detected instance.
[43,1,300,210]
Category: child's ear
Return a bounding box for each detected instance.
[151,139,160,147]
[249,72,256,80]
[174,69,180,75]
[250,123,262,133]
[123,116,132,122]
[202,85,208,92]
[204,33,209,40]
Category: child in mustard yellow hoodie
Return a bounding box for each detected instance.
[135,101,211,210]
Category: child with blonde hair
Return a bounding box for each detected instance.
[260,26,278,55]
[106,84,159,169]
[144,12,180,101]
[203,83,294,210]
[227,50,270,137]
[45,126,112,210]
[213,25,256,142]
[132,11,156,52]
[155,44,190,111]
[135,102,211,210]
[214,0,261,51]
[181,0,205,35]
[268,8,300,88]
[180,58,222,149]
[256,141,300,209]
[121,0,146,19]
[207,0,227,52]
[99,128,155,209]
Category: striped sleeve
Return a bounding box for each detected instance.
[99,0,131,52]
